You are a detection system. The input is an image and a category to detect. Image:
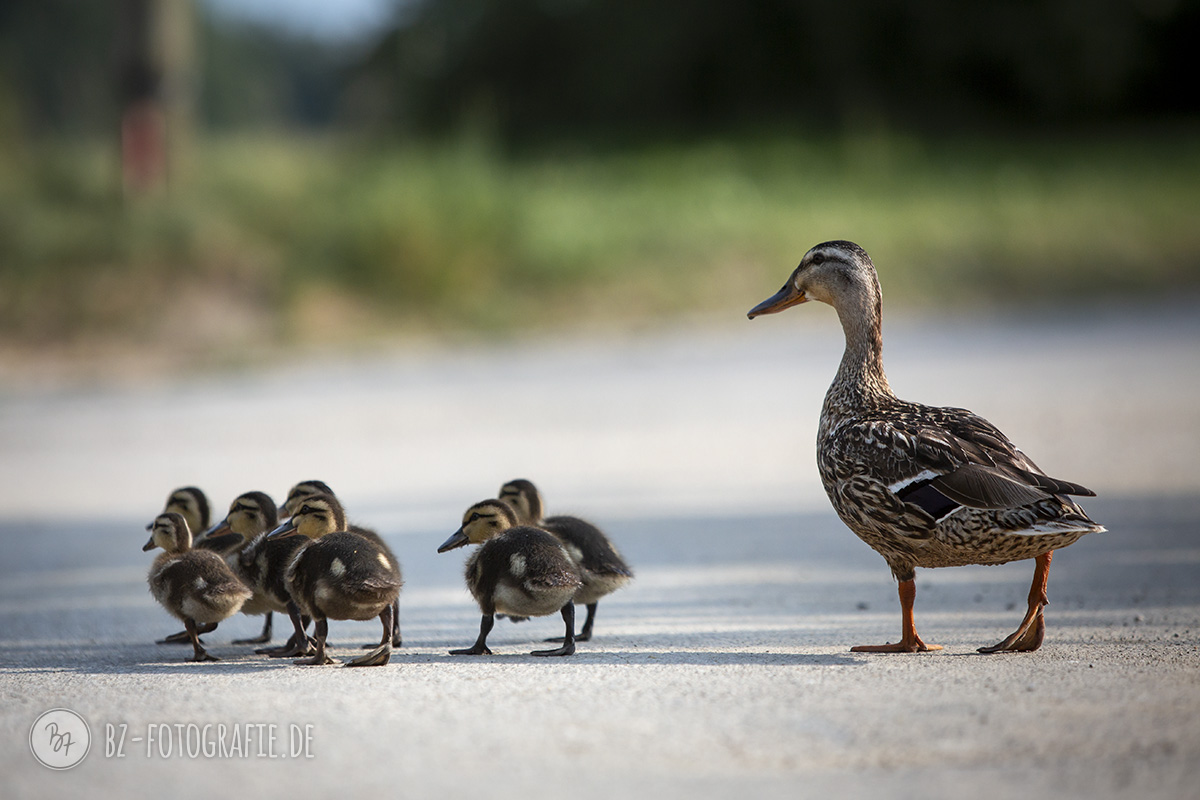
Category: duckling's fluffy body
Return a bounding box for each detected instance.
[285,531,403,623]
[463,526,583,619]
[144,513,251,662]
[499,479,631,640]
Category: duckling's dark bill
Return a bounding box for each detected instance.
[748,284,807,319]
[266,521,298,540]
[142,537,156,551]
[437,529,469,552]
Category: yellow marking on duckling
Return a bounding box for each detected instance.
[509,553,527,577]
[377,553,391,570]
[329,558,346,578]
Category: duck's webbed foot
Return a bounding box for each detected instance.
[532,603,576,656]
[852,578,943,654]
[978,551,1053,654]
[293,619,335,665]
[451,613,494,655]
[233,613,273,645]
[158,622,217,645]
[185,620,219,662]
[851,634,943,653]
[349,607,394,666]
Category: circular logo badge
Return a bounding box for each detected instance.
[29,708,91,770]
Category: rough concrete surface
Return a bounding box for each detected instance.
[2,304,1198,799]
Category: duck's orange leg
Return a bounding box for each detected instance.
[852,579,943,653]
[979,551,1052,653]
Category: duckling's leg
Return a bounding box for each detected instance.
[347,606,393,667]
[532,603,576,657]
[978,551,1052,654]
[294,618,335,665]
[184,619,218,662]
[450,614,495,655]
[851,579,943,653]
[233,612,273,645]
[158,622,216,645]
[544,602,598,642]
[361,600,402,649]
[260,604,315,657]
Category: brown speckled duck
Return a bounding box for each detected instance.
[267,493,402,667]
[748,240,1104,653]
[279,480,402,648]
[498,479,632,642]
[438,499,582,657]
[143,513,252,662]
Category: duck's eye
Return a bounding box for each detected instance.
[810,252,825,266]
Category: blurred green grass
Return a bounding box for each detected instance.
[2,129,1198,352]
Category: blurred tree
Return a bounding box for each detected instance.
[351,0,1200,143]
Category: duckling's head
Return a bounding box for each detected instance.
[280,479,335,518]
[438,499,518,552]
[210,491,279,539]
[498,479,543,525]
[143,512,192,553]
[747,240,880,320]
[161,487,210,535]
[266,493,345,541]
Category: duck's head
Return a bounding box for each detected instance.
[747,240,880,319]
[279,479,334,518]
[143,512,192,553]
[438,499,518,552]
[266,493,345,541]
[498,479,543,525]
[158,487,210,536]
[207,491,279,540]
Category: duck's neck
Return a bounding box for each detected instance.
[824,285,893,417]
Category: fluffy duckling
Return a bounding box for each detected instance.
[280,479,402,648]
[143,513,252,662]
[438,499,583,657]
[499,479,633,642]
[158,487,211,542]
[267,493,402,667]
[205,491,304,648]
[152,486,234,645]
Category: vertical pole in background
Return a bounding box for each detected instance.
[117,0,193,198]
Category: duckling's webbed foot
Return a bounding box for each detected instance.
[185,619,219,662]
[532,603,576,657]
[348,606,394,666]
[544,602,597,642]
[158,622,217,645]
[451,613,495,655]
[293,619,336,666]
[363,600,402,648]
[233,613,273,645]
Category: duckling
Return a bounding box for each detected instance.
[152,486,235,644]
[498,479,633,642]
[438,499,583,657]
[267,493,401,667]
[204,490,305,648]
[280,479,402,648]
[143,513,252,662]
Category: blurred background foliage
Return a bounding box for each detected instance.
[0,0,1197,363]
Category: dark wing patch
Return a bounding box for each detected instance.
[895,479,961,520]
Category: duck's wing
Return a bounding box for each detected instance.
[895,405,1095,518]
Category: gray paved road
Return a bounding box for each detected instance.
[2,305,1199,799]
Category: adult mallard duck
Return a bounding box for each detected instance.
[438,499,582,657]
[498,478,632,641]
[143,513,252,662]
[748,240,1104,653]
